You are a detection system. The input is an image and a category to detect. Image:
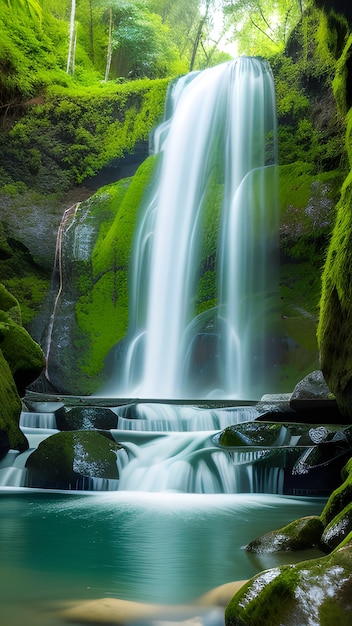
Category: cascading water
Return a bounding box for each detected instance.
[107,56,278,400]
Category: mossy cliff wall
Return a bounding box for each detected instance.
[43,155,225,395]
[318,31,352,418]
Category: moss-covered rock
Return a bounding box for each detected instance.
[56,406,118,431]
[44,157,158,394]
[0,283,45,452]
[225,541,352,626]
[320,457,352,525]
[246,516,324,553]
[0,349,27,454]
[217,421,347,448]
[0,309,45,396]
[26,430,123,489]
[321,502,352,551]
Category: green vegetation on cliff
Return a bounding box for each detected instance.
[75,157,158,382]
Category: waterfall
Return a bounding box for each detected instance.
[108,56,278,400]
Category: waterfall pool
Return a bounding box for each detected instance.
[0,487,325,625]
[0,400,330,624]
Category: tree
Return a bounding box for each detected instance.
[66,0,76,74]
[106,1,184,79]
[223,0,307,56]
[104,4,113,81]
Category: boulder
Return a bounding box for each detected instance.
[321,502,352,551]
[0,309,46,397]
[321,456,352,526]
[0,347,28,454]
[56,406,118,431]
[225,541,352,626]
[217,421,351,448]
[246,516,324,553]
[290,370,332,406]
[216,422,352,496]
[289,370,344,424]
[26,430,123,489]
[0,283,46,452]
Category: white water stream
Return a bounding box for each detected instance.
[107,56,278,400]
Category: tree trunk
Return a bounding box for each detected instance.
[66,0,76,74]
[104,7,113,82]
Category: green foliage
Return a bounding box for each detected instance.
[110,1,186,79]
[317,171,352,414]
[223,0,304,57]
[0,78,169,191]
[333,33,352,117]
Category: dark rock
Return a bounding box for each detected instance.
[289,370,344,423]
[56,406,118,431]
[26,430,123,490]
[0,430,10,460]
[216,422,352,496]
[246,516,324,553]
[290,370,332,405]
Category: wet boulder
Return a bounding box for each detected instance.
[246,516,324,553]
[321,457,352,526]
[290,370,333,407]
[0,289,45,397]
[56,406,118,431]
[225,541,352,626]
[217,421,350,448]
[0,349,28,454]
[216,422,352,496]
[321,503,352,551]
[0,284,45,452]
[26,430,123,490]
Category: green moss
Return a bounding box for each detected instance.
[332,33,352,117]
[321,458,352,526]
[0,283,21,324]
[74,157,157,378]
[317,172,352,413]
[0,349,27,452]
[4,276,50,326]
[0,309,45,396]
[226,543,352,626]
[319,598,352,626]
[247,516,324,553]
[225,565,299,626]
[1,78,168,192]
[321,502,352,550]
[26,431,121,484]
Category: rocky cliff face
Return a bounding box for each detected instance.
[318,19,352,418]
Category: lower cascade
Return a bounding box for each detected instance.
[1,399,350,496]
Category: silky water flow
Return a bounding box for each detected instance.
[105,56,279,400]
